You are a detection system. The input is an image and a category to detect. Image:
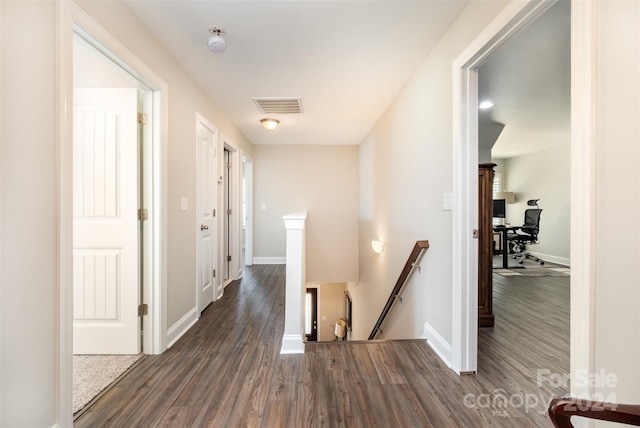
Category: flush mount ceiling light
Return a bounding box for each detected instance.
[260,118,280,130]
[479,100,494,109]
[208,26,226,53]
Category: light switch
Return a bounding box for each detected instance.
[443,193,453,211]
[261,203,267,210]
[181,197,188,212]
[321,316,327,321]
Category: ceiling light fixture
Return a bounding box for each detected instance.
[208,27,226,53]
[479,100,494,109]
[260,118,280,130]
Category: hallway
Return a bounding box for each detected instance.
[75,264,568,427]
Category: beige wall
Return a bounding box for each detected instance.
[317,282,347,342]
[350,0,509,341]
[253,145,358,283]
[1,2,58,425]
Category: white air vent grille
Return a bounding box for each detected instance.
[252,97,303,114]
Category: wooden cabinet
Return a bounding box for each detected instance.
[478,163,495,327]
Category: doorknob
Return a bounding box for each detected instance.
[201,225,209,231]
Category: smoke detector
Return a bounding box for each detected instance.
[208,27,226,53]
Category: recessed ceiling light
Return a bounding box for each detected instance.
[479,100,494,109]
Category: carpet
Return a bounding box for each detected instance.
[73,354,143,414]
[493,255,570,277]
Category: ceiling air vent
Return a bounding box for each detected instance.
[252,97,303,115]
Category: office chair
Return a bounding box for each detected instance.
[507,199,544,265]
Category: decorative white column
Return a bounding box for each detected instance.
[281,212,307,354]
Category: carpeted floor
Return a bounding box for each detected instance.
[73,354,143,414]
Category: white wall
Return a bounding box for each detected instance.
[253,145,359,283]
[350,0,509,342]
[503,144,570,264]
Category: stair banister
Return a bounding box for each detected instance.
[368,240,430,340]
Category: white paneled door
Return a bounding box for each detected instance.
[196,116,219,313]
[73,88,139,354]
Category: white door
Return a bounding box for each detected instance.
[196,116,218,313]
[73,88,139,354]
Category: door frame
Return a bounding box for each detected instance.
[58,2,168,424]
[305,287,318,342]
[195,112,220,309]
[221,136,242,283]
[241,152,254,268]
[452,0,595,397]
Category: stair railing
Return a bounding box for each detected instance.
[368,240,430,340]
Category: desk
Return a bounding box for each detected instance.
[492,226,519,269]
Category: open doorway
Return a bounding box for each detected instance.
[222,138,242,285]
[59,5,168,422]
[72,30,147,415]
[451,0,575,375]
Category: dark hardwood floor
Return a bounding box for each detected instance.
[75,264,569,427]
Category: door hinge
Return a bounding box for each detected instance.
[213,209,216,217]
[138,208,148,221]
[227,255,232,262]
[137,112,148,125]
[472,229,479,239]
[227,208,232,216]
[213,269,216,278]
[227,161,232,170]
[138,303,148,316]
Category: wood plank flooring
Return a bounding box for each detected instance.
[75,264,569,427]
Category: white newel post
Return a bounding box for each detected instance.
[281,212,307,354]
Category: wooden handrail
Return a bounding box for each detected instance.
[368,240,430,340]
[548,397,640,427]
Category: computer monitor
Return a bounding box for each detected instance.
[493,199,506,218]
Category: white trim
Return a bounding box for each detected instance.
[423,322,453,369]
[569,0,596,399]
[451,0,556,374]
[241,152,254,267]
[253,257,286,265]
[58,2,168,424]
[166,307,199,348]
[280,335,305,354]
[221,135,242,282]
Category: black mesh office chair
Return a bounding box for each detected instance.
[507,199,544,265]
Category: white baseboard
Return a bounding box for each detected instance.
[424,322,453,369]
[253,257,285,265]
[528,251,570,267]
[280,334,305,354]
[167,307,198,348]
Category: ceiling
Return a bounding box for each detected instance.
[123,0,468,146]
[478,0,571,159]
